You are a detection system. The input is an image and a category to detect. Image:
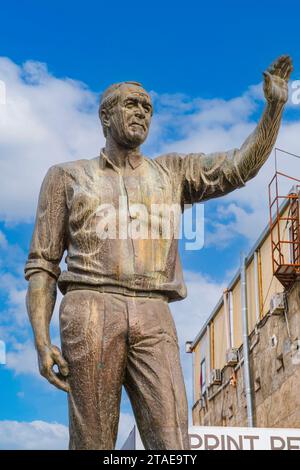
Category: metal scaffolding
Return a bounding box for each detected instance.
[268,149,300,289]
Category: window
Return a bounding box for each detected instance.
[200,358,206,395]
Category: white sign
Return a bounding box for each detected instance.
[190,426,300,450]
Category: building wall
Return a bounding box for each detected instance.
[193,205,291,405]
[192,281,300,427]
[232,279,242,348]
[246,258,258,332]
[194,332,207,403]
[193,344,201,406]
[260,231,284,318]
[214,305,226,370]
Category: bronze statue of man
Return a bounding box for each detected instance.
[25,56,293,450]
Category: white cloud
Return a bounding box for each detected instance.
[205,201,263,249]
[0,271,29,350]
[170,270,227,417]
[0,414,138,450]
[0,230,8,248]
[0,57,103,223]
[0,420,69,450]
[0,234,63,377]
[171,270,226,345]
[6,340,39,376]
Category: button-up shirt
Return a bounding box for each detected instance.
[24,149,245,301]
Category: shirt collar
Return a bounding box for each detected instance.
[99,149,144,171]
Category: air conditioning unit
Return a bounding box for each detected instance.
[226,348,239,366]
[270,292,285,315]
[210,369,222,386]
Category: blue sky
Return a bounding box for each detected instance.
[0,0,299,449]
[1,0,300,95]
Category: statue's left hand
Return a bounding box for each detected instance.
[263,55,293,104]
[37,344,70,393]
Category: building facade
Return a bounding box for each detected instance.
[189,179,300,428]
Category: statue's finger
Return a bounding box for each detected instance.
[57,357,69,376]
[281,63,290,80]
[269,56,287,76]
[53,353,69,376]
[272,58,285,75]
[47,370,70,392]
[276,55,290,66]
[273,56,292,77]
[282,60,293,80]
[51,345,69,376]
[52,344,62,355]
[276,62,288,79]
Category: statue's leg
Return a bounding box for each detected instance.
[59,290,128,450]
[124,296,190,450]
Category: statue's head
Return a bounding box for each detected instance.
[99,81,153,149]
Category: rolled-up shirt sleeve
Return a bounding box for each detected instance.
[155,150,246,205]
[181,149,246,204]
[24,165,67,281]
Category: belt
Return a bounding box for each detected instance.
[65,283,168,302]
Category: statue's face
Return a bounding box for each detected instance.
[107,85,153,148]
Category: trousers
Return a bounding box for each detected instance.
[59,290,190,450]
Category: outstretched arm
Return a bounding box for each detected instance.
[156,56,293,205]
[234,55,293,182]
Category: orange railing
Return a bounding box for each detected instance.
[269,168,300,289]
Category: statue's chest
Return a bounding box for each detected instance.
[66,170,176,231]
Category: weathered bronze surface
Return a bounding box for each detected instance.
[25,57,293,450]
